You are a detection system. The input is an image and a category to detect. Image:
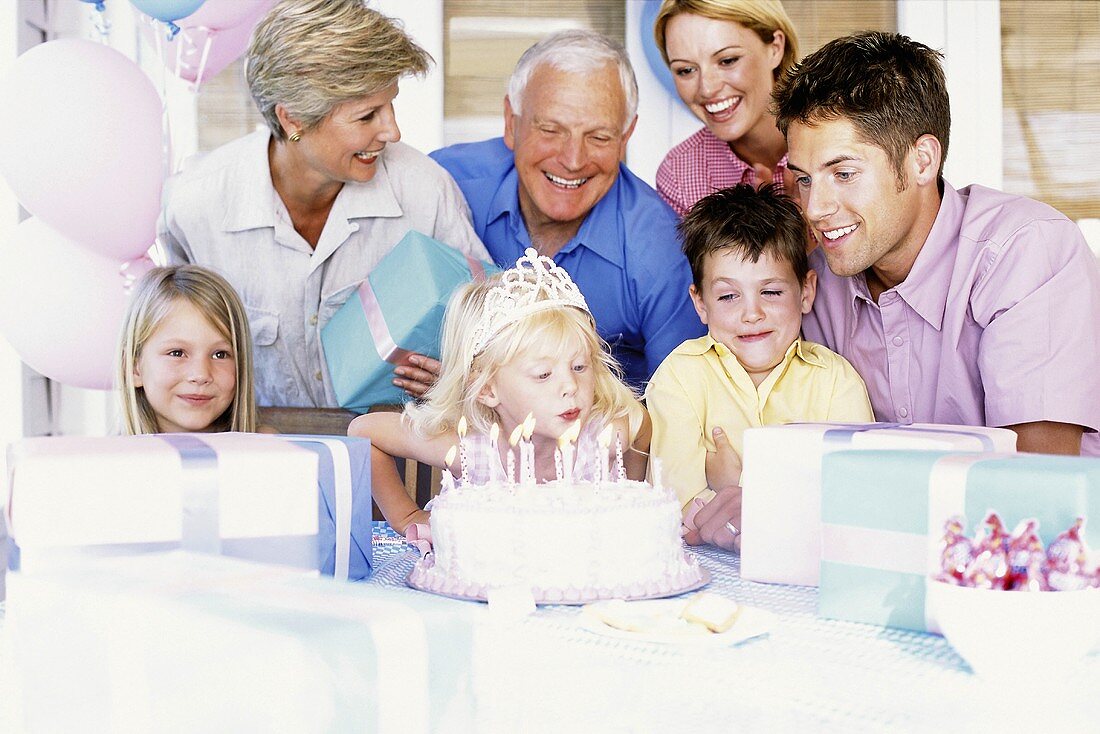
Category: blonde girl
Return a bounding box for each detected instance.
[117,265,258,435]
[349,249,651,533]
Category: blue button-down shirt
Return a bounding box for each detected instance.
[431,138,705,387]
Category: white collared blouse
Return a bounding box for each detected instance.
[159,130,489,408]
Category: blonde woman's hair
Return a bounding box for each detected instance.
[117,265,258,435]
[247,0,432,141]
[404,274,638,439]
[653,0,800,79]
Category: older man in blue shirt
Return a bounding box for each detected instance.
[420,30,703,389]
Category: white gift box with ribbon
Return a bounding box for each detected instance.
[5,432,320,574]
[739,422,1017,586]
[2,552,477,733]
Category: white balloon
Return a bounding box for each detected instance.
[0,218,154,390]
[0,39,165,260]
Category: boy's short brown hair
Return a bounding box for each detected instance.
[679,183,809,290]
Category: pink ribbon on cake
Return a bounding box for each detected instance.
[358,256,489,366]
[405,523,433,557]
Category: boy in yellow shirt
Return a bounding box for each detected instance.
[646,183,873,550]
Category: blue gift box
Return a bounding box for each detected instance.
[819,450,1100,632]
[321,230,499,412]
[284,435,373,581]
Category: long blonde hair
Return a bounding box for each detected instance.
[404,275,638,439]
[116,265,258,435]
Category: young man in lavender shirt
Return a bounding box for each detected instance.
[773,31,1100,456]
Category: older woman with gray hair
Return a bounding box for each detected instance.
[159,0,488,409]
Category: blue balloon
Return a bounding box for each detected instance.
[639,0,679,98]
[128,0,206,23]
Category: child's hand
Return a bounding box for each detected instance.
[704,426,742,491]
[392,353,442,398]
[682,486,742,552]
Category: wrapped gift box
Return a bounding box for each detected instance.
[2,552,477,733]
[819,450,1100,632]
[739,423,1016,586]
[6,433,320,575]
[321,229,498,412]
[283,434,373,581]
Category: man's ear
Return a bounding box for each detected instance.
[619,114,638,158]
[274,103,302,141]
[688,283,709,326]
[503,96,517,151]
[912,134,942,187]
[800,269,818,315]
[475,381,500,409]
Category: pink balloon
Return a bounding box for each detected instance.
[0,218,154,390]
[178,0,273,31]
[0,40,164,261]
[144,1,268,84]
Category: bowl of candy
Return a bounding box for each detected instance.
[927,514,1100,679]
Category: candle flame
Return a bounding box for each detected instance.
[509,423,524,446]
[522,412,536,440]
[457,416,468,437]
[558,418,581,447]
[598,424,614,448]
[444,445,458,468]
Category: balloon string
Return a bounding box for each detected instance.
[193,28,215,87]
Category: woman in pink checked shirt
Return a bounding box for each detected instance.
[652,1,800,216]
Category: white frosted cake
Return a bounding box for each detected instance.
[408,478,704,603]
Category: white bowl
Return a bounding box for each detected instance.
[927,579,1100,679]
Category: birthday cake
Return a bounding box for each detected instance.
[408,471,705,603]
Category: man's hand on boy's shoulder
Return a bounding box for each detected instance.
[682,486,741,552]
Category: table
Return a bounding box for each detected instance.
[3,524,1097,732]
[369,524,1099,732]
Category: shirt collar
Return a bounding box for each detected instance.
[894,182,963,331]
[487,162,627,269]
[221,130,403,232]
[837,181,962,334]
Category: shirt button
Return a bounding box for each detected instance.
[898,407,909,418]
[892,336,904,346]
[314,371,323,381]
[310,314,318,326]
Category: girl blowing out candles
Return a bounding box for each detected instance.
[349,249,651,533]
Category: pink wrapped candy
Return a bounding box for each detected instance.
[936,514,1097,591]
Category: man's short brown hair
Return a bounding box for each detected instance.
[772,31,951,185]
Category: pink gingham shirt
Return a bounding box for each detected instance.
[656,127,789,216]
[803,183,1100,456]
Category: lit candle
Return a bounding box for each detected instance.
[457,416,470,484]
[596,425,614,488]
[554,447,564,481]
[442,445,458,492]
[558,419,581,481]
[615,433,626,481]
[489,423,501,482]
[521,412,536,486]
[508,423,523,485]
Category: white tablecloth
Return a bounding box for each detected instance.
[368,524,1100,732]
[3,525,1097,732]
